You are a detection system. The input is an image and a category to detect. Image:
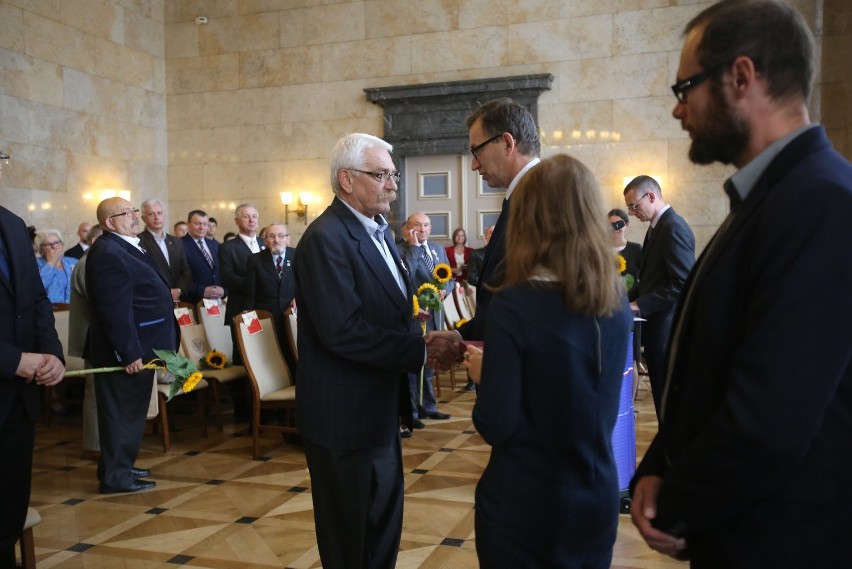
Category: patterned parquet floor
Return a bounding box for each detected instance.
[26,372,684,568]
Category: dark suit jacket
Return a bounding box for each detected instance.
[247,247,297,368]
[219,235,264,326]
[181,234,224,304]
[633,127,852,566]
[403,241,454,331]
[466,246,486,287]
[0,207,64,422]
[474,283,631,566]
[618,241,642,289]
[138,229,193,299]
[632,207,694,316]
[85,231,178,367]
[295,198,423,449]
[64,242,86,260]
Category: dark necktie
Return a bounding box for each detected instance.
[275,255,283,278]
[421,244,434,273]
[0,234,11,283]
[197,239,213,269]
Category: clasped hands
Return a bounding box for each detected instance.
[16,352,64,386]
[424,330,462,370]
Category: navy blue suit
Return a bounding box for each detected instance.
[633,126,852,568]
[474,283,632,568]
[86,231,178,490]
[0,206,63,565]
[181,234,224,304]
[296,198,423,568]
[247,247,297,372]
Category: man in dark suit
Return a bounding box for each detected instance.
[64,221,92,259]
[86,197,178,494]
[623,175,694,419]
[246,222,296,372]
[138,199,192,302]
[295,133,460,568]
[457,98,540,342]
[630,2,852,567]
[0,153,65,566]
[219,204,263,363]
[181,210,225,305]
[465,224,493,288]
[401,212,452,425]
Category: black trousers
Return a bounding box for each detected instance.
[0,395,35,568]
[303,437,404,569]
[94,369,153,489]
[642,310,674,420]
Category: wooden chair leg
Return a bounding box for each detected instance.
[432,369,442,398]
[198,389,208,439]
[252,404,261,460]
[210,380,223,432]
[20,527,35,569]
[158,393,170,452]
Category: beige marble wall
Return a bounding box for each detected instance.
[0,0,167,241]
[1,1,847,250]
[161,0,848,249]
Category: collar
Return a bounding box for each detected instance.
[145,228,166,242]
[727,124,816,204]
[111,231,143,251]
[506,157,541,199]
[650,204,671,228]
[238,233,258,248]
[336,196,389,239]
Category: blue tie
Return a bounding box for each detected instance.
[0,235,11,283]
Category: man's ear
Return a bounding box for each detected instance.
[337,169,353,194]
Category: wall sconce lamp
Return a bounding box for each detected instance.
[281,191,315,225]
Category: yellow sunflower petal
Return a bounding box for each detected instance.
[433,263,452,283]
[183,372,203,393]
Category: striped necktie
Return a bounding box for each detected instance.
[421,244,434,273]
[275,255,283,278]
[197,239,214,269]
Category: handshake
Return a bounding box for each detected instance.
[424,330,463,371]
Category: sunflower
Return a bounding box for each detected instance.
[616,255,627,274]
[454,318,468,329]
[433,263,452,284]
[417,282,440,296]
[412,295,420,317]
[183,371,203,393]
[204,350,227,369]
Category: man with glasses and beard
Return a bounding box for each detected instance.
[629,2,852,567]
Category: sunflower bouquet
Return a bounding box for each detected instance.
[411,263,453,403]
[199,350,230,370]
[617,254,635,291]
[64,348,203,402]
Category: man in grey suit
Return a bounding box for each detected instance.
[138,199,192,302]
[624,175,694,420]
[402,212,452,426]
[295,133,460,568]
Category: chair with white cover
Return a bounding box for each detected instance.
[152,376,209,452]
[434,295,460,391]
[197,300,233,360]
[179,323,247,431]
[19,506,40,569]
[454,284,474,322]
[45,305,86,426]
[234,310,297,459]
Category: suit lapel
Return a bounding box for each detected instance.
[107,232,172,290]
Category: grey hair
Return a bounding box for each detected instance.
[234,203,258,218]
[36,229,62,247]
[330,133,393,195]
[141,198,165,211]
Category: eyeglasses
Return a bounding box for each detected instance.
[108,208,140,219]
[671,64,726,103]
[627,193,649,211]
[350,169,401,184]
[267,233,289,240]
[470,133,502,160]
[40,241,62,249]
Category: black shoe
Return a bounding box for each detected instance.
[411,419,426,429]
[426,411,450,420]
[400,429,412,439]
[100,479,156,494]
[130,467,150,478]
[464,382,476,392]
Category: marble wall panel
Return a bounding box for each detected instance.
[114,0,164,22]
[820,81,852,128]
[410,28,506,74]
[321,117,385,155]
[23,11,102,75]
[538,100,615,147]
[280,80,380,123]
[167,54,240,93]
[64,68,147,125]
[613,96,683,142]
[237,160,284,200]
[166,22,200,58]
[199,12,280,55]
[125,9,166,57]
[240,120,325,161]
[320,37,412,82]
[201,163,241,199]
[364,0,458,38]
[0,189,35,221]
[129,159,169,203]
[168,126,242,165]
[613,5,705,56]
[507,14,613,66]
[824,0,851,35]
[96,36,159,90]
[0,144,68,194]
[60,0,124,44]
[2,0,62,20]
[457,0,561,29]
[823,33,852,83]
[168,164,205,200]
[239,46,323,88]
[559,52,670,102]
[279,3,365,47]
[165,0,239,24]
[0,3,25,52]
[0,48,64,107]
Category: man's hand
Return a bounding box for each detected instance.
[170,288,181,301]
[203,285,224,299]
[462,345,483,384]
[124,358,144,374]
[34,354,65,386]
[425,330,462,370]
[629,301,640,315]
[631,476,687,558]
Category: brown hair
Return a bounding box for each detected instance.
[502,154,622,315]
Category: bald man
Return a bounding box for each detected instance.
[86,198,178,494]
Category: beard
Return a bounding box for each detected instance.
[688,85,750,166]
